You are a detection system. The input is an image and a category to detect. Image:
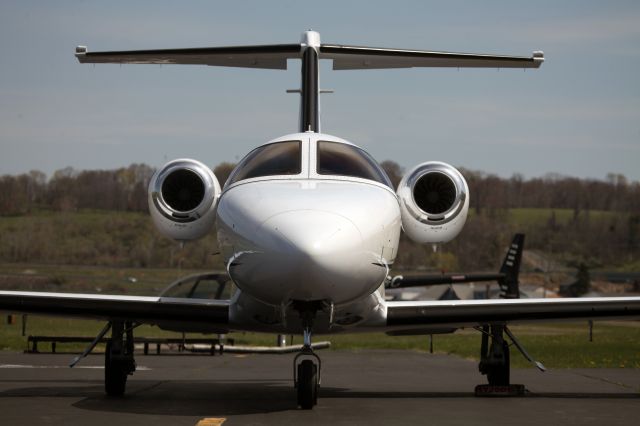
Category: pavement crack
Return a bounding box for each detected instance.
[572,372,638,392]
[130,380,164,395]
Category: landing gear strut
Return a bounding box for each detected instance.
[479,325,510,386]
[294,328,320,409]
[105,320,136,396]
[476,324,545,396]
[293,303,322,409]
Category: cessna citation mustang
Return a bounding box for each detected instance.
[2,31,640,409]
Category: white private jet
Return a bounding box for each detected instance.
[1,31,639,409]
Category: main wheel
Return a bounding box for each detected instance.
[297,359,318,409]
[105,340,128,396]
[487,341,510,386]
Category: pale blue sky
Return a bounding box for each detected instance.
[1,1,639,180]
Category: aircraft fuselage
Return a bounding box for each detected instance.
[216,133,401,324]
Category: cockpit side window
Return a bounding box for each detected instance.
[227,141,301,185]
[317,141,392,187]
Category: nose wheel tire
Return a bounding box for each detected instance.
[297,359,318,409]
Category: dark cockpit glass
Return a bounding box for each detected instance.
[317,141,392,187]
[227,141,301,185]
[161,274,234,300]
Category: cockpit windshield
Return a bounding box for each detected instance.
[227,140,301,185]
[317,141,392,187]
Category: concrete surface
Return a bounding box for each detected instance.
[0,350,638,425]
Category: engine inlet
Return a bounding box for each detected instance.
[413,172,457,215]
[161,169,205,212]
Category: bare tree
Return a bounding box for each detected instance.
[213,162,236,188]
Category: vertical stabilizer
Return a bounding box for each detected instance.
[498,234,525,298]
[299,31,321,132]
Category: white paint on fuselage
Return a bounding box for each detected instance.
[216,133,401,312]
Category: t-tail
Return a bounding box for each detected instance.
[75,30,544,134]
[386,233,526,299]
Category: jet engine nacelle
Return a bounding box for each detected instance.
[397,161,469,244]
[148,159,221,241]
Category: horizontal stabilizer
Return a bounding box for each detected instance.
[75,39,543,72]
[75,44,302,69]
[320,44,544,70]
[386,234,526,290]
[387,273,504,289]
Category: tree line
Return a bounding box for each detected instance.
[0,162,638,272]
[380,161,640,214]
[0,162,237,216]
[1,162,638,215]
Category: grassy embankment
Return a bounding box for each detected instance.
[1,316,638,368]
[1,209,638,367]
[506,208,618,224]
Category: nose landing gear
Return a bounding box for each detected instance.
[294,327,321,409]
[291,301,325,409]
[296,359,318,408]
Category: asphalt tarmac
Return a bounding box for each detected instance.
[0,350,638,425]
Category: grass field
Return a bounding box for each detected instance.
[0,206,637,370]
[0,208,630,259]
[0,262,206,295]
[506,208,619,226]
[1,261,639,369]
[1,315,638,369]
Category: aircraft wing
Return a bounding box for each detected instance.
[75,44,302,69]
[386,297,640,331]
[320,44,544,70]
[0,291,229,331]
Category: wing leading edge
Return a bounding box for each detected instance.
[0,291,229,332]
[75,44,303,69]
[320,44,544,70]
[3,292,639,335]
[386,297,640,332]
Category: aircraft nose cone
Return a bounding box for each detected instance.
[257,210,368,302]
[228,210,382,304]
[259,210,363,260]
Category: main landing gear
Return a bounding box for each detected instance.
[68,320,137,397]
[105,321,136,396]
[479,325,510,386]
[477,324,545,396]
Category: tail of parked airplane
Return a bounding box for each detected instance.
[386,233,525,299]
[498,233,525,298]
[75,31,543,134]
